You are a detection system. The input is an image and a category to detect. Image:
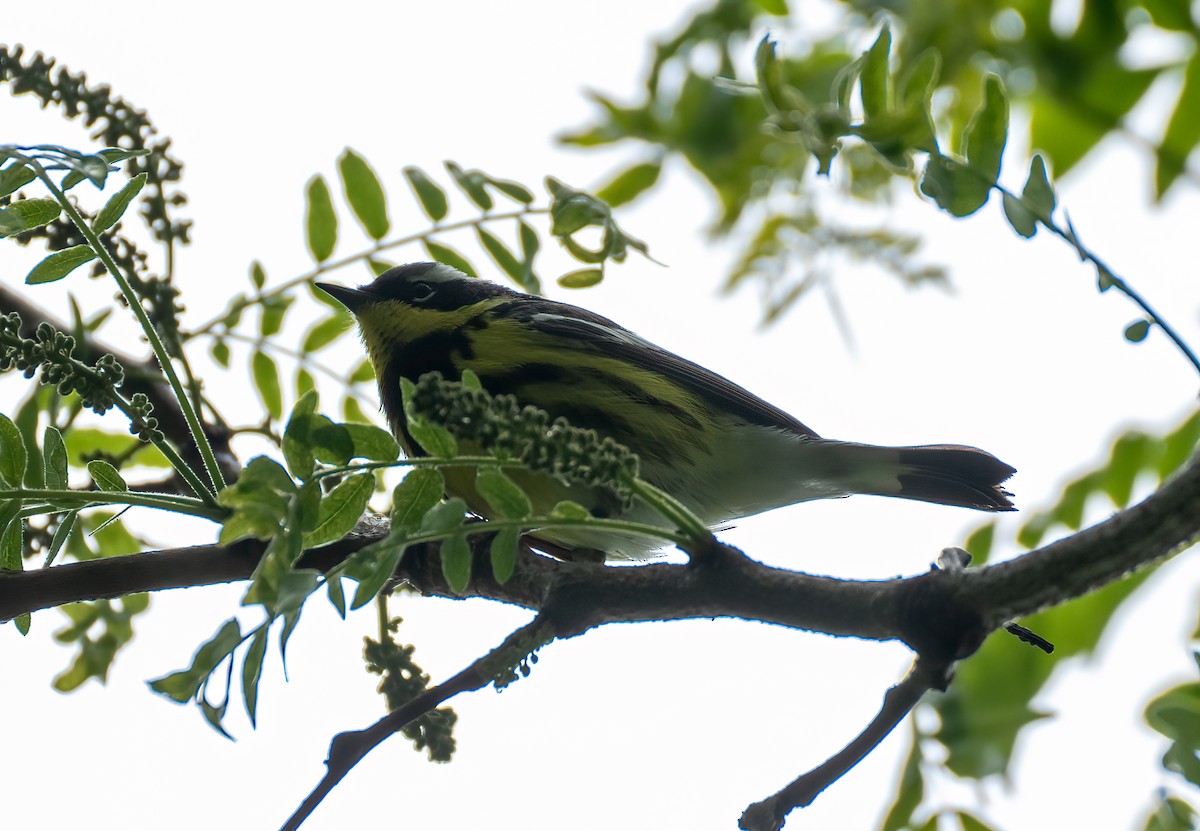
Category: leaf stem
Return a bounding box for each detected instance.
[28,158,228,495]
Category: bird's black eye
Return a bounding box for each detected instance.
[410,282,435,303]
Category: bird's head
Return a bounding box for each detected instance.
[317,262,517,371]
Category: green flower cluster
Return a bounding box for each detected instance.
[408,372,639,508]
[0,314,124,413]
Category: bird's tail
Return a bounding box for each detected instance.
[832,442,1017,511]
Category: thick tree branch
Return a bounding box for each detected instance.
[4,449,1200,656]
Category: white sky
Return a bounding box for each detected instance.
[4,2,1200,830]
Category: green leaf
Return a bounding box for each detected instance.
[424,239,477,277]
[401,378,457,457]
[349,535,409,609]
[477,227,524,283]
[326,575,347,618]
[550,500,591,520]
[338,148,390,240]
[367,258,395,277]
[486,175,535,205]
[440,533,472,593]
[0,197,61,237]
[241,625,269,727]
[956,812,999,831]
[296,367,316,398]
[282,410,355,479]
[43,509,78,567]
[252,350,283,421]
[557,268,604,289]
[1021,155,1055,219]
[963,75,1008,184]
[0,498,24,571]
[490,526,520,584]
[1001,191,1037,238]
[445,161,493,210]
[1141,794,1198,831]
[342,396,372,424]
[302,312,350,353]
[0,414,29,488]
[860,26,892,120]
[303,473,373,548]
[211,339,231,368]
[350,359,376,384]
[87,460,127,492]
[595,160,662,207]
[148,618,243,703]
[1125,320,1152,343]
[0,162,36,199]
[305,174,338,263]
[26,245,97,285]
[93,172,147,233]
[880,723,923,831]
[250,261,267,290]
[1156,53,1200,199]
[419,496,467,535]
[920,153,991,217]
[343,423,399,461]
[391,469,445,533]
[476,467,532,519]
[259,295,294,338]
[42,426,68,490]
[217,456,297,544]
[402,166,449,222]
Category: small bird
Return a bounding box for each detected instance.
[318,263,1015,559]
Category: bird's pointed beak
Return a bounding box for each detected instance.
[315,282,370,313]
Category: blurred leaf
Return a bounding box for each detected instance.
[259,295,294,338]
[350,359,376,384]
[920,153,990,217]
[423,239,477,277]
[1147,683,1200,787]
[477,227,524,284]
[860,26,892,120]
[445,161,493,210]
[1156,53,1200,200]
[963,75,1008,183]
[241,625,269,727]
[558,268,604,289]
[252,350,283,421]
[250,261,267,290]
[880,722,923,831]
[403,166,449,221]
[26,245,97,285]
[338,148,390,240]
[305,174,338,263]
[1141,794,1198,831]
[302,312,350,353]
[93,172,147,233]
[1125,320,1153,343]
[401,378,457,458]
[211,339,231,368]
[595,160,662,207]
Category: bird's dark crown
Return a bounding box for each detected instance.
[359,262,519,312]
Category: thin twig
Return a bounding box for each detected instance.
[278,616,549,831]
[739,657,948,831]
